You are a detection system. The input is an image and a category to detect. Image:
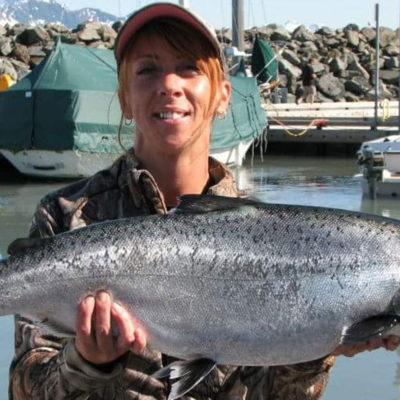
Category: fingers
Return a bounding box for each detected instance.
[111,302,135,352]
[95,291,114,355]
[332,335,400,357]
[75,291,148,365]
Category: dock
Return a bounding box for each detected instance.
[263,101,400,144]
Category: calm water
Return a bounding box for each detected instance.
[1,155,400,399]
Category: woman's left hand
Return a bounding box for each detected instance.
[332,335,400,357]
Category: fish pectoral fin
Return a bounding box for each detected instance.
[175,194,257,214]
[152,358,217,400]
[8,237,51,255]
[341,315,399,344]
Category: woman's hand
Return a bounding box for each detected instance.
[75,291,147,365]
[332,335,400,357]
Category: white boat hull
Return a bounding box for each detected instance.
[1,140,254,179]
[357,135,400,197]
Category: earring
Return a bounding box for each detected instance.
[217,110,227,120]
[124,118,133,126]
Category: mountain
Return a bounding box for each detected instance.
[0,0,119,28]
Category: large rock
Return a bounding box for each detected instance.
[345,76,372,95]
[16,26,50,46]
[11,43,30,65]
[292,25,316,42]
[77,22,102,42]
[0,37,12,57]
[379,27,397,48]
[346,30,359,47]
[365,80,393,99]
[329,57,348,75]
[99,24,117,42]
[278,58,302,93]
[379,69,399,85]
[282,49,301,67]
[8,23,28,37]
[347,52,370,79]
[270,28,291,41]
[361,27,376,43]
[0,57,17,80]
[316,72,346,100]
[0,25,6,36]
[384,45,400,57]
[9,58,29,79]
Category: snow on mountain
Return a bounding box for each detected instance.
[0,0,119,28]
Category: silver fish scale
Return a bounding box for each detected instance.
[2,203,400,365]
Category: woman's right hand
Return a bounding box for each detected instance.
[75,291,147,365]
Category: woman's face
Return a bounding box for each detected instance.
[120,34,230,156]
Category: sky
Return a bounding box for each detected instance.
[61,0,400,30]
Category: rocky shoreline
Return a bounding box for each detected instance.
[0,21,399,103]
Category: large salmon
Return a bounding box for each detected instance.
[2,195,400,398]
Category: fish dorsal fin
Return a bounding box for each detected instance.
[152,358,217,400]
[8,237,51,256]
[175,195,258,215]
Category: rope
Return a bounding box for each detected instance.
[268,115,328,137]
[266,101,328,137]
[380,98,391,122]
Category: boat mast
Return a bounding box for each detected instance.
[232,0,245,52]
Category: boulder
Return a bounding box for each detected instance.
[112,21,124,33]
[316,72,346,100]
[0,37,12,57]
[0,25,6,36]
[329,57,348,75]
[11,43,30,65]
[365,80,393,99]
[385,57,399,69]
[379,69,399,85]
[346,30,359,47]
[347,52,370,79]
[0,57,17,80]
[345,76,372,95]
[384,45,399,57]
[17,26,50,46]
[9,58,30,79]
[315,27,335,37]
[292,25,316,42]
[8,23,28,37]
[379,27,396,48]
[270,28,291,41]
[344,23,359,32]
[282,49,301,67]
[278,58,302,93]
[99,24,117,42]
[44,23,69,34]
[361,27,376,43]
[344,92,361,102]
[77,22,102,42]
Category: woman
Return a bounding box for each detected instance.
[9,3,399,400]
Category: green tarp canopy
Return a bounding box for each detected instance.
[251,36,278,84]
[0,40,266,154]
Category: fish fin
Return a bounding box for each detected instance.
[152,358,217,400]
[8,237,51,255]
[341,315,399,344]
[175,195,257,214]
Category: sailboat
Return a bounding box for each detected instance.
[0,2,267,178]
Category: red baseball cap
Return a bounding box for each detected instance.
[114,2,224,67]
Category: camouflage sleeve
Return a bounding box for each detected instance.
[215,356,335,400]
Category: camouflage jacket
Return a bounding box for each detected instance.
[9,151,335,400]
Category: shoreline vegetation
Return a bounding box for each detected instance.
[0,21,398,103]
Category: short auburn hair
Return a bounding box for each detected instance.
[118,18,226,117]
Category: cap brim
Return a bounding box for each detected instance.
[115,2,222,65]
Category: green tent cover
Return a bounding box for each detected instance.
[0,40,267,154]
[251,37,278,84]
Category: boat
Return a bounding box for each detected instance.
[0,39,267,179]
[357,135,400,198]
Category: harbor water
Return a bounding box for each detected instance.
[1,154,400,399]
